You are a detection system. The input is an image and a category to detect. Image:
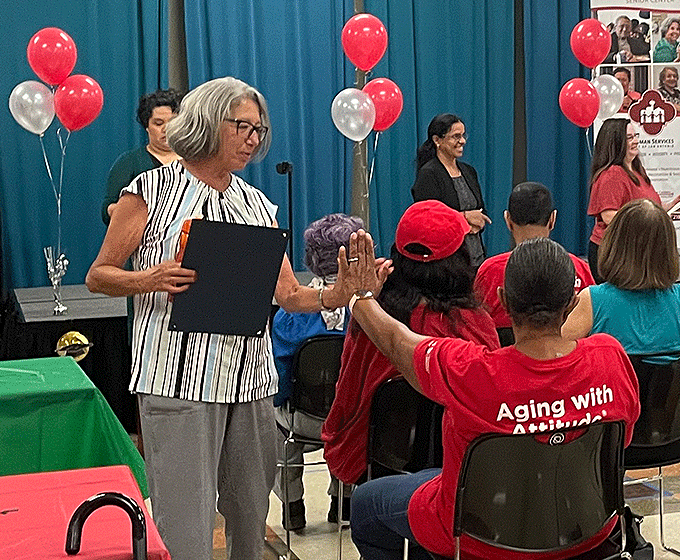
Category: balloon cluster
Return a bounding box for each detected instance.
[9,27,103,135]
[559,19,624,128]
[7,27,105,311]
[331,14,404,142]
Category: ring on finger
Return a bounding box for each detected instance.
[347,257,359,263]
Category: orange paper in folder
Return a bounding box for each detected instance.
[176,219,193,262]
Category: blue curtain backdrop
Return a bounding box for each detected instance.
[1,1,600,287]
[524,0,593,256]
[1,0,164,288]
[182,0,515,266]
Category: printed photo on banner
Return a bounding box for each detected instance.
[598,10,651,64]
[592,1,680,246]
[598,65,646,112]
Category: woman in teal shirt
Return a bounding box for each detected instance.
[653,16,680,63]
[563,199,680,359]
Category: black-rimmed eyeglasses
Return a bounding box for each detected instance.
[226,118,269,142]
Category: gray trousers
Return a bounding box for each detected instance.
[139,394,276,560]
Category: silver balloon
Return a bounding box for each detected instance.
[591,74,625,120]
[9,80,55,135]
[331,88,375,142]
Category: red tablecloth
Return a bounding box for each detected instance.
[0,466,170,560]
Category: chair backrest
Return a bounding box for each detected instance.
[624,352,680,469]
[367,377,440,478]
[455,421,626,554]
[290,334,345,420]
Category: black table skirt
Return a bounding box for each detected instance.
[1,292,136,433]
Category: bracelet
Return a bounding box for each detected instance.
[318,286,333,311]
[349,290,374,314]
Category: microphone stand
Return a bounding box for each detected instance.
[276,161,294,268]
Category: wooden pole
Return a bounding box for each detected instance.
[350,0,369,229]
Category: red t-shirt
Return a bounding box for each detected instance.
[475,252,595,328]
[588,165,660,244]
[322,305,499,485]
[408,334,640,559]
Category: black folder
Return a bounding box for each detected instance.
[169,220,289,337]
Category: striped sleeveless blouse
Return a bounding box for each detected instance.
[123,160,278,403]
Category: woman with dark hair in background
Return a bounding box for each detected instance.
[322,200,499,502]
[341,234,639,560]
[564,199,680,357]
[587,118,679,282]
[102,89,184,224]
[412,114,490,267]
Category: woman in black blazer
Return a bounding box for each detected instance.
[412,113,490,266]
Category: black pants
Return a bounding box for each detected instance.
[588,241,604,284]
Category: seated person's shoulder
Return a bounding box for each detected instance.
[477,252,509,278]
[580,331,626,352]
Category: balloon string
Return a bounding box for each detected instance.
[39,135,59,207]
[55,127,71,257]
[368,132,380,186]
[585,127,593,159]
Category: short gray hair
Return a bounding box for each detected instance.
[660,16,680,38]
[166,77,271,163]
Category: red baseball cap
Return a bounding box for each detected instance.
[395,200,471,262]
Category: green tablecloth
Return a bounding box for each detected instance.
[0,356,147,496]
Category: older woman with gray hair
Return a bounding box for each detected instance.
[272,213,363,531]
[658,66,680,110]
[86,77,388,560]
[653,16,680,62]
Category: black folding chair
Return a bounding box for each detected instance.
[624,352,680,557]
[339,377,440,560]
[367,376,441,478]
[275,334,345,559]
[431,422,630,560]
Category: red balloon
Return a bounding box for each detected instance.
[362,78,403,132]
[341,14,388,71]
[54,74,104,131]
[559,78,600,128]
[569,19,610,69]
[27,27,77,85]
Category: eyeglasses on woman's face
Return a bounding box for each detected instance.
[443,132,467,143]
[225,118,268,142]
[626,132,640,142]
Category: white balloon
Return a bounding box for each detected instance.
[331,88,375,142]
[591,74,625,120]
[9,80,55,136]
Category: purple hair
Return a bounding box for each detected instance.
[304,213,364,278]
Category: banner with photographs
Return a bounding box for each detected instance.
[591,1,680,240]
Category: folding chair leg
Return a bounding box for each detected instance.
[337,483,350,560]
[283,435,292,560]
[659,466,680,557]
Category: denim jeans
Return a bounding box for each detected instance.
[350,468,441,560]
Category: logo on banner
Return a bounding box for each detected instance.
[629,90,676,135]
